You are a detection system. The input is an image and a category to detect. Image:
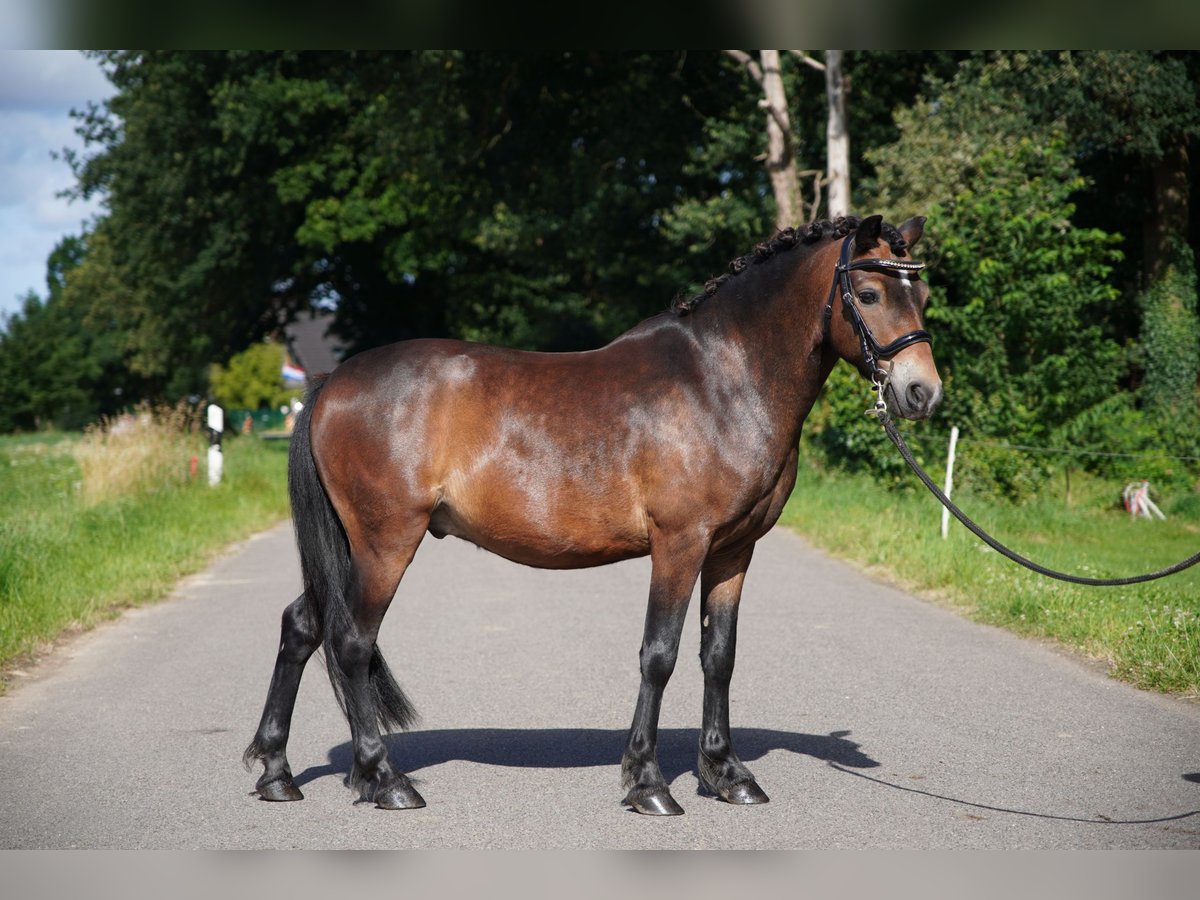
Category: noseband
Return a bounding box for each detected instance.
[823,233,931,383]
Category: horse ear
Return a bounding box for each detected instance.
[854,215,883,249]
[898,215,926,250]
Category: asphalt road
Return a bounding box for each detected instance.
[1,521,1197,849]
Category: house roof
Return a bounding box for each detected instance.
[284,311,343,376]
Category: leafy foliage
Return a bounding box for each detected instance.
[1061,252,1200,492]
[0,292,95,431]
[980,51,1200,162]
[809,63,1129,499]
[1139,249,1199,413]
[0,236,139,431]
[209,342,299,411]
[65,51,778,377]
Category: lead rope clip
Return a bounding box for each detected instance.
[867,367,890,418]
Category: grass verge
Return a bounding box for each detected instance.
[0,429,289,686]
[779,457,1200,698]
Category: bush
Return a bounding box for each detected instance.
[1139,250,1199,415]
[1053,391,1200,494]
[209,341,301,412]
[1169,492,1200,520]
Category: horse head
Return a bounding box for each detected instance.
[825,214,943,420]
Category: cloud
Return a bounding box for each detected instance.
[0,50,111,110]
[0,50,111,317]
[0,109,86,211]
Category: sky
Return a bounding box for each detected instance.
[0,50,113,320]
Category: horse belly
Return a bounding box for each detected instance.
[429,476,649,569]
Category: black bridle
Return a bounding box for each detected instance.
[823,233,931,384]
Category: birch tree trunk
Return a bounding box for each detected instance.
[824,50,850,219]
[758,50,800,230]
[1144,142,1190,284]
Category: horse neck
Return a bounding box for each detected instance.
[699,239,840,442]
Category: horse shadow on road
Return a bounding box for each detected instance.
[293,726,878,791]
[292,730,1200,826]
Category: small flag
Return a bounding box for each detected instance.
[282,357,306,383]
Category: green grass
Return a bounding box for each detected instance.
[779,455,1200,697]
[0,433,289,682]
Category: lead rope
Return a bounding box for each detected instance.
[869,399,1200,586]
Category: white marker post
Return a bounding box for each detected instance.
[941,425,959,539]
[207,403,224,487]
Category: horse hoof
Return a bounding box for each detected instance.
[624,788,685,816]
[257,778,304,802]
[374,779,426,810]
[720,781,770,805]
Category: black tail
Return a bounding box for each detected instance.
[289,376,417,732]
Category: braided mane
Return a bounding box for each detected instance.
[672,215,911,316]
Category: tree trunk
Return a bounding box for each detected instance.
[1144,142,1190,284]
[824,50,850,219]
[759,50,800,231]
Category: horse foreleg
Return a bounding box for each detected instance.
[697,545,769,805]
[621,534,707,815]
[245,595,321,801]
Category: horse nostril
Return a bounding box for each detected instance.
[907,381,927,409]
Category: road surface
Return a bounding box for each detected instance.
[1,522,1197,848]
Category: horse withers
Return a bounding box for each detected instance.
[245,214,942,815]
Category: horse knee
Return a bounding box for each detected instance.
[640,641,679,687]
[700,640,736,684]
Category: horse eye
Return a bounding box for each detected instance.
[859,289,879,305]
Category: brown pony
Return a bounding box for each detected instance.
[245,214,942,815]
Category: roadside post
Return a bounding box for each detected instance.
[941,425,959,539]
[207,403,224,487]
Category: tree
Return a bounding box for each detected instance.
[823,50,850,218]
[0,292,88,430]
[0,235,136,431]
[68,52,339,392]
[809,62,1128,497]
[722,50,801,230]
[995,51,1200,285]
[209,341,299,410]
[68,51,770,383]
[961,52,1200,483]
[722,49,845,227]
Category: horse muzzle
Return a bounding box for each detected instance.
[885,356,943,420]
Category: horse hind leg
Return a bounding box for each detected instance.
[245,594,321,801]
[328,524,426,810]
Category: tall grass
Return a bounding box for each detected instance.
[72,403,201,505]
[780,453,1200,697]
[0,420,289,683]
